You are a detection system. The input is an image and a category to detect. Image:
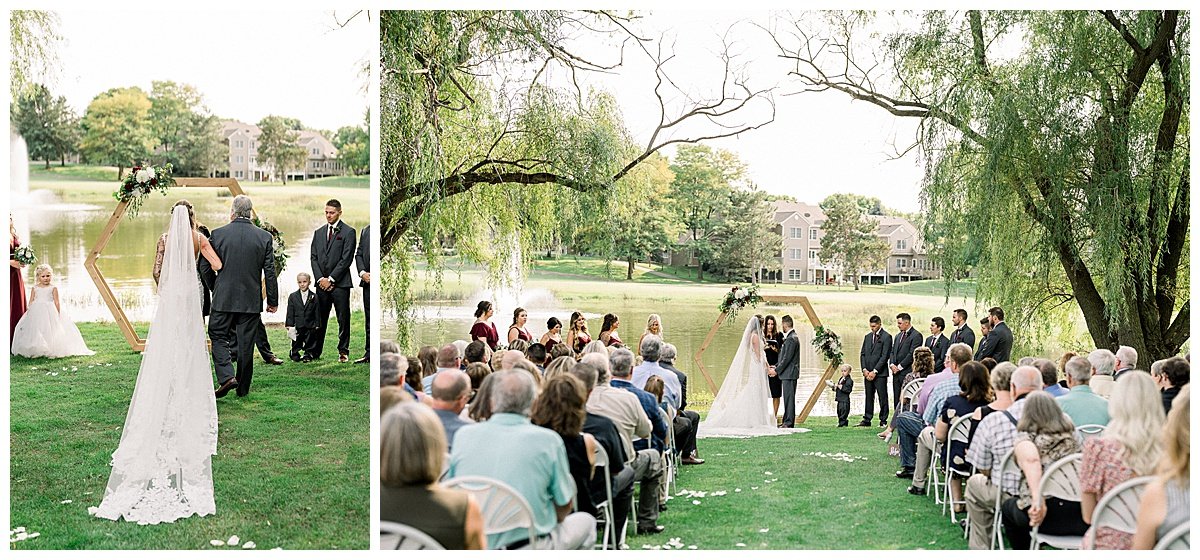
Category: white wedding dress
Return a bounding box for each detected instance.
[10,285,95,358]
[699,316,801,437]
[89,206,218,524]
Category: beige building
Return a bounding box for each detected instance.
[217,120,343,181]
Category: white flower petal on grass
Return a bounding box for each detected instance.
[210,540,225,546]
[734,488,742,493]
[15,527,26,532]
[28,532,39,539]
[242,542,256,549]
[60,499,72,504]
[750,486,758,490]
[692,500,701,505]
[759,528,769,533]
[735,543,746,547]
[688,545,698,550]
[227,535,240,546]
[763,471,773,475]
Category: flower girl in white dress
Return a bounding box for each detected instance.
[10,264,95,358]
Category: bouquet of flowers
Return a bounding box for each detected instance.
[718,284,762,319]
[12,246,37,266]
[115,163,176,216]
[252,216,289,274]
[812,325,844,366]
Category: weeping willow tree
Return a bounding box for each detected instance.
[772,10,1189,360]
[382,10,774,348]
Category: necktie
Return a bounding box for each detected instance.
[899,330,906,344]
[327,226,333,243]
[873,333,879,345]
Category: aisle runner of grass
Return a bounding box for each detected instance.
[10,316,370,550]
[625,417,968,550]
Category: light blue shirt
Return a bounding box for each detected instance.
[447,413,576,549]
[1044,383,1070,398]
[923,374,961,426]
[1056,385,1110,427]
[632,361,681,409]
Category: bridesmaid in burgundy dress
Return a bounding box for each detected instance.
[10,217,28,342]
[566,311,591,355]
[598,313,623,348]
[469,300,499,350]
[506,307,533,346]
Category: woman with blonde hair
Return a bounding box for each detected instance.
[1132,385,1190,549]
[581,339,608,356]
[381,402,484,549]
[543,356,577,384]
[636,314,664,358]
[565,311,591,355]
[1079,371,1164,548]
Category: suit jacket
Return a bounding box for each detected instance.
[889,327,923,376]
[925,333,950,370]
[661,361,689,412]
[834,375,854,403]
[860,328,892,376]
[355,225,370,288]
[286,289,319,329]
[311,221,357,289]
[776,330,800,381]
[201,217,278,313]
[950,324,976,350]
[973,333,991,361]
[978,322,1013,362]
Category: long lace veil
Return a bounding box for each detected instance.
[89,205,218,523]
[701,316,778,432]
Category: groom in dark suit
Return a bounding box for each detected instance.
[310,200,357,363]
[775,315,800,428]
[858,315,892,426]
[353,225,370,364]
[202,195,279,398]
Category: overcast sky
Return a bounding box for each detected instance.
[52,9,370,132]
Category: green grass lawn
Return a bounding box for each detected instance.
[624,416,969,550]
[9,315,370,550]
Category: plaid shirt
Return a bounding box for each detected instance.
[965,398,1027,495]
[922,374,961,426]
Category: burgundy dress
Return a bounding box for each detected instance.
[510,326,532,343]
[10,236,28,342]
[572,331,592,354]
[470,321,499,350]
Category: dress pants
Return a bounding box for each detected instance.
[965,473,1013,550]
[895,412,927,470]
[862,375,890,423]
[314,286,351,357]
[630,449,663,529]
[910,426,939,486]
[360,282,370,357]
[674,410,700,457]
[780,378,798,427]
[525,512,597,550]
[836,400,850,426]
[290,327,314,361]
[254,315,276,360]
[210,310,258,396]
[1001,496,1088,550]
[893,373,907,408]
[606,466,635,548]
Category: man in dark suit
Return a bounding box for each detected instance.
[354,225,370,364]
[973,317,992,360]
[949,308,975,350]
[775,315,800,428]
[285,272,319,361]
[202,195,279,398]
[887,312,922,409]
[310,199,357,363]
[925,316,950,372]
[660,342,703,464]
[980,306,1013,362]
[857,315,892,427]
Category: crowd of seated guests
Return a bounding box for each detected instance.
[377,311,706,549]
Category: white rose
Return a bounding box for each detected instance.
[734,288,745,299]
[135,169,150,183]
[145,166,156,179]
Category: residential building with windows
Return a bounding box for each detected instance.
[216,120,344,181]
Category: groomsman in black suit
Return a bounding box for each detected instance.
[857,315,892,427]
[980,306,1013,362]
[310,200,357,363]
[949,308,975,350]
[887,312,922,408]
[925,317,950,371]
[354,225,370,364]
[973,317,992,360]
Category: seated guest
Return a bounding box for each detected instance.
[1000,392,1087,550]
[430,369,475,450]
[1132,385,1190,550]
[891,344,972,478]
[380,339,402,354]
[612,348,669,456]
[1080,371,1164,549]
[1112,345,1137,380]
[969,361,1016,426]
[406,357,424,394]
[417,345,438,385]
[980,357,997,372]
[464,362,490,399]
[632,336,681,408]
[450,339,469,364]
[1159,356,1189,413]
[531,376,598,518]
[569,362,634,548]
[580,352,610,379]
[1057,356,1110,426]
[549,342,573,362]
[582,340,609,356]
[660,343,703,465]
[1017,357,1035,367]
[1149,358,1168,388]
[1088,348,1117,398]
[509,339,529,354]
[1035,358,1069,397]
[525,343,548,372]
[425,344,463,395]
[380,385,413,413]
[509,357,541,381]
[489,349,507,372]
[879,346,937,439]
[909,361,991,510]
[543,356,576,382]
[467,373,499,422]
[448,370,597,549]
[963,366,1042,549]
[1056,351,1077,382]
[381,402,484,549]
[381,353,407,387]
[464,340,489,368]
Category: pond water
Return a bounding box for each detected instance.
[11,179,370,328]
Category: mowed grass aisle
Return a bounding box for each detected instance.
[9,315,370,550]
[625,417,969,550]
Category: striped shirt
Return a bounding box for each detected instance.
[966,398,1028,495]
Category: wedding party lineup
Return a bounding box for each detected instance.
[5,3,1194,555]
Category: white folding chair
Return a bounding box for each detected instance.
[442,475,539,549]
[1154,521,1191,550]
[989,449,1019,550]
[1082,475,1153,549]
[900,378,924,412]
[941,414,974,525]
[662,405,680,495]
[1075,424,1105,441]
[380,521,445,550]
[592,444,617,550]
[1030,453,1084,550]
[925,437,945,507]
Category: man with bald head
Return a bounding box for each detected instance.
[430,368,474,449]
[963,365,1045,549]
[423,344,462,395]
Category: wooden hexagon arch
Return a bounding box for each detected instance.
[85,177,249,352]
[693,295,838,426]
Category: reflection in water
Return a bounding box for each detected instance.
[17,184,367,325]
[403,298,877,418]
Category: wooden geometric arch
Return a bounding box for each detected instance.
[84,177,246,352]
[692,295,839,426]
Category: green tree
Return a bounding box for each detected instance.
[10,10,61,98]
[818,194,891,290]
[582,152,682,279]
[333,121,369,175]
[708,184,780,283]
[775,10,1189,359]
[79,87,155,179]
[256,115,307,184]
[147,81,224,176]
[176,112,225,177]
[669,144,748,281]
[12,83,78,168]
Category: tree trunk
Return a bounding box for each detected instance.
[626,257,635,280]
[697,260,704,281]
[44,160,50,169]
[117,165,124,180]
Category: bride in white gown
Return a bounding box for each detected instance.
[699,315,798,437]
[89,204,223,524]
